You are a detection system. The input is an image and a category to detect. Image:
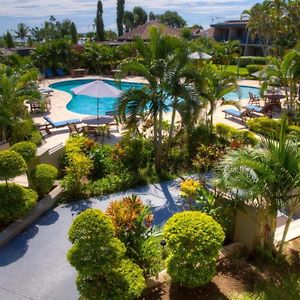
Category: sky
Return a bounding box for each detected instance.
[0,0,262,35]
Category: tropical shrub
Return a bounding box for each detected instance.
[0,150,27,185]
[65,135,94,158]
[247,117,281,137]
[90,145,114,178]
[62,153,93,198]
[215,123,257,146]
[91,173,136,196]
[11,141,37,165]
[106,195,161,277]
[31,164,58,197]
[163,211,225,288]
[192,144,222,173]
[180,179,201,208]
[67,209,145,300]
[0,183,37,223]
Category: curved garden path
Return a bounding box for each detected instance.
[0,180,183,300]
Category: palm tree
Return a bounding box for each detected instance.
[116,27,184,172]
[0,66,40,141]
[203,67,238,129]
[217,117,300,254]
[14,23,30,44]
[261,49,300,114]
[241,2,275,56]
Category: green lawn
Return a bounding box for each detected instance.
[213,64,249,76]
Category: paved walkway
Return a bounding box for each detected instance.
[0,180,183,300]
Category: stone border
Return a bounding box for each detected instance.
[0,185,63,249]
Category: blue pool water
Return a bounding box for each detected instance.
[50,79,261,115]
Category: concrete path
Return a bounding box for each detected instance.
[0,180,183,300]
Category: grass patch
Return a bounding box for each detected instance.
[213,64,249,76]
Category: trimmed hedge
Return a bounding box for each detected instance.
[238,56,267,67]
[31,164,58,197]
[164,211,225,288]
[0,150,27,182]
[246,117,281,137]
[0,183,37,224]
[247,64,264,75]
[11,141,37,164]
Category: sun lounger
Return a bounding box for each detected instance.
[243,105,264,113]
[39,87,54,95]
[56,68,66,76]
[39,116,81,134]
[222,108,252,122]
[44,69,54,78]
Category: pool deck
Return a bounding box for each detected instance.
[33,76,261,150]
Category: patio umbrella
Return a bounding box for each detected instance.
[188,51,212,60]
[71,79,122,123]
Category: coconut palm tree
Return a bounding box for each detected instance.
[14,23,30,44]
[241,2,275,56]
[217,117,300,254]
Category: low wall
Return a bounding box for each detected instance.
[0,185,63,249]
[37,143,64,169]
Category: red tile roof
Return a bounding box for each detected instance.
[118,21,181,41]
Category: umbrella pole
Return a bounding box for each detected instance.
[97,98,99,125]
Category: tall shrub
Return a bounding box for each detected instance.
[163,211,225,288]
[31,164,58,197]
[67,209,145,300]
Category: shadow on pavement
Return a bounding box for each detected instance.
[0,224,39,266]
[36,210,59,226]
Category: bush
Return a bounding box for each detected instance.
[90,145,114,179]
[247,117,281,137]
[31,164,58,197]
[90,173,136,196]
[215,123,257,146]
[11,141,37,164]
[238,56,267,67]
[0,183,37,223]
[62,153,93,199]
[29,130,43,146]
[0,150,27,183]
[163,211,225,288]
[65,135,94,158]
[247,64,264,75]
[106,195,161,277]
[67,209,145,300]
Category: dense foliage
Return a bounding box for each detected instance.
[67,209,145,300]
[163,211,225,288]
[106,195,162,277]
[0,183,37,224]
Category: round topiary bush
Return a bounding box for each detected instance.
[0,183,37,224]
[30,164,58,197]
[163,211,225,288]
[0,150,27,184]
[67,209,145,300]
[11,141,37,165]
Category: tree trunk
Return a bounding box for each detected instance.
[155,108,163,172]
[278,209,294,255]
[166,99,177,156]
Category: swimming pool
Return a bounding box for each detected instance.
[50,79,261,115]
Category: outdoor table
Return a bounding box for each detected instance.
[82,115,115,125]
[264,94,285,105]
[71,68,88,77]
